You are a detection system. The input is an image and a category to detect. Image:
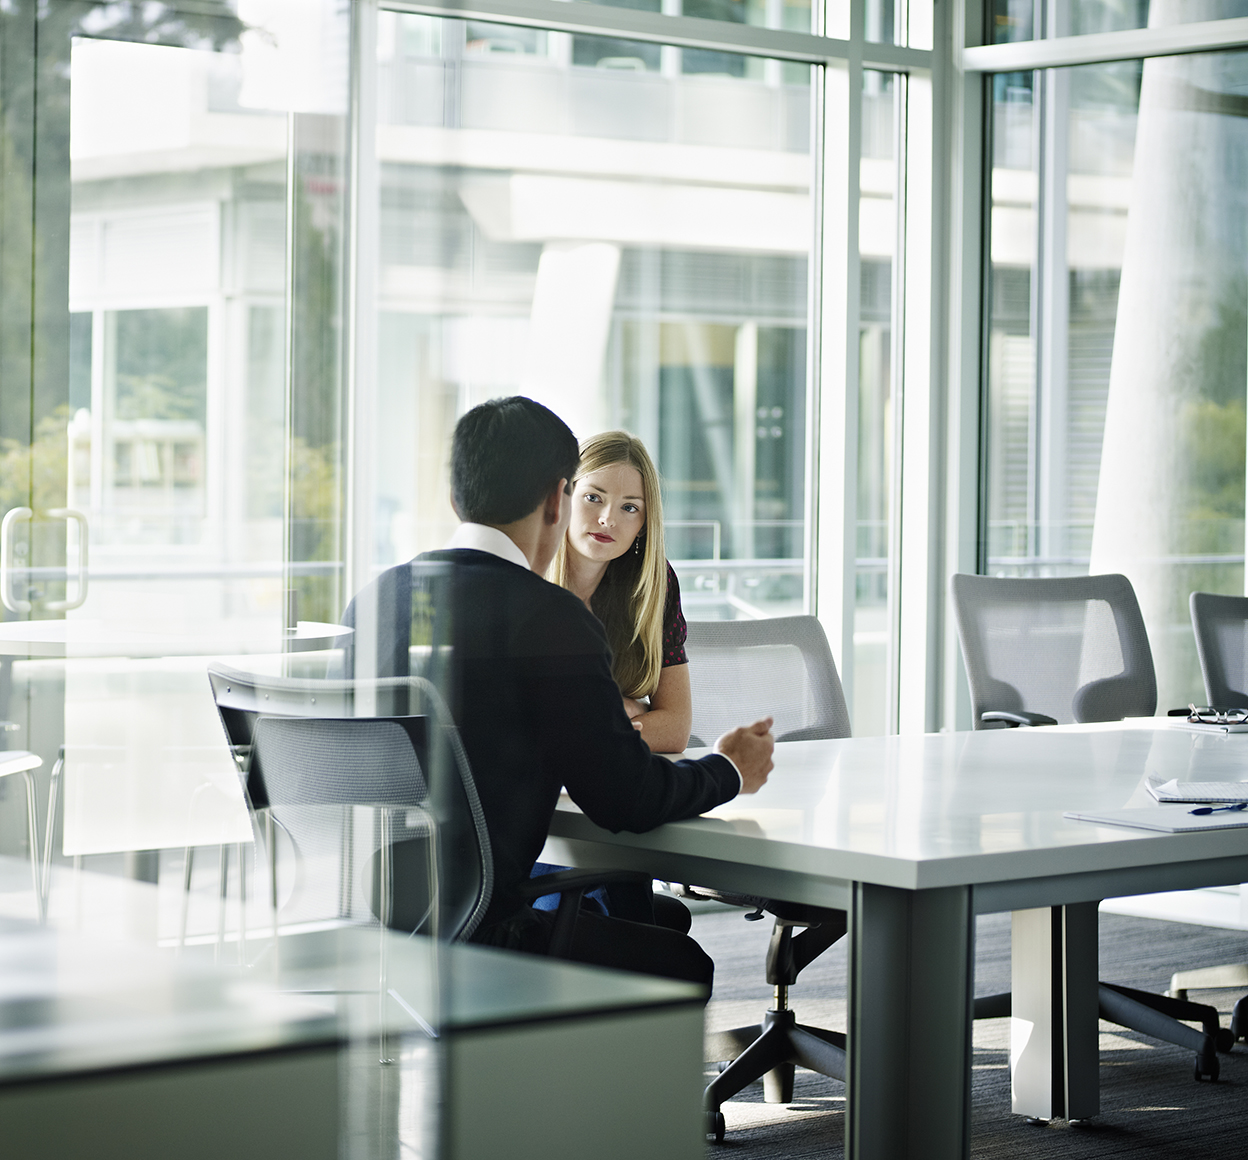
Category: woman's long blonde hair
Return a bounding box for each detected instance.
[549,431,668,700]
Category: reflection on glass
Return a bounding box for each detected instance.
[372,12,815,620]
[865,0,896,43]
[991,0,1248,43]
[67,32,296,630]
[991,0,1039,43]
[986,47,1248,707]
[584,0,814,34]
[855,71,897,736]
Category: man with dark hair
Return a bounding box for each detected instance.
[449,395,580,524]
[344,396,773,987]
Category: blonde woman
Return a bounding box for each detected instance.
[549,431,692,754]
[532,431,696,932]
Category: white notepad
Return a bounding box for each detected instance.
[1146,778,1248,804]
[1064,806,1248,833]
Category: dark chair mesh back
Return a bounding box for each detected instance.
[1190,592,1248,709]
[951,573,1157,728]
[251,717,427,807]
[685,616,851,745]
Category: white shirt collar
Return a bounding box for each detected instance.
[444,523,532,571]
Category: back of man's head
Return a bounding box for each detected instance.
[451,396,579,525]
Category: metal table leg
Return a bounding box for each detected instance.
[847,882,974,1160]
[1010,904,1099,1121]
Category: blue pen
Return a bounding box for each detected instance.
[1189,802,1248,816]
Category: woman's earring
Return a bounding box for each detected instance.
[634,536,642,556]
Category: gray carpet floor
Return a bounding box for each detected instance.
[694,908,1248,1158]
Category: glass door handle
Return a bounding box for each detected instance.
[45,508,89,612]
[0,507,33,613]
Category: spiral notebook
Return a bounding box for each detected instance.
[1146,778,1248,804]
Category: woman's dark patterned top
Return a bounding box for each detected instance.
[662,562,688,668]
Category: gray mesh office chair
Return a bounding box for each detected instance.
[1190,592,1248,710]
[684,615,852,1142]
[686,615,851,746]
[207,664,648,955]
[1168,593,1248,1039]
[951,572,1157,728]
[208,665,489,941]
[952,574,1233,1080]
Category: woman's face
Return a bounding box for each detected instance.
[567,462,647,566]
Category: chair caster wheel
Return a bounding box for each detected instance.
[1215,1028,1236,1054]
[1194,1055,1219,1082]
[1024,1117,1048,1126]
[706,1110,726,1143]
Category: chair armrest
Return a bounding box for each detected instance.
[517,869,654,959]
[515,868,653,901]
[981,710,1058,728]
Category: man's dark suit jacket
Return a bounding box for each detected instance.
[342,547,740,939]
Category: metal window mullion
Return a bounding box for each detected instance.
[345,0,382,602]
[382,0,930,67]
[804,60,827,621]
[281,111,298,615]
[1027,67,1044,559]
[940,0,989,732]
[1037,65,1070,568]
[962,14,1248,72]
[813,46,861,711]
[895,65,942,736]
[885,71,908,734]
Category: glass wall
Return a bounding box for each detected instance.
[985,46,1248,707]
[367,11,816,620]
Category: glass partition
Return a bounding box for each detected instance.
[368,10,816,620]
[1,5,444,1156]
[986,46,1248,707]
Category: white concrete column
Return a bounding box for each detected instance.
[1088,0,1248,707]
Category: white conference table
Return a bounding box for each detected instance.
[542,719,1248,1160]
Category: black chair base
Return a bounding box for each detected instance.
[703,913,848,1143]
[974,984,1233,1082]
[704,1009,846,1142]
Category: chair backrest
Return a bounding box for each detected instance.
[249,716,428,808]
[950,573,1157,728]
[207,664,492,941]
[1190,592,1248,709]
[684,615,851,746]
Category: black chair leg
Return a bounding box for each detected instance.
[1099,983,1222,1080]
[1232,995,1248,1042]
[705,1023,764,1064]
[789,1024,847,1079]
